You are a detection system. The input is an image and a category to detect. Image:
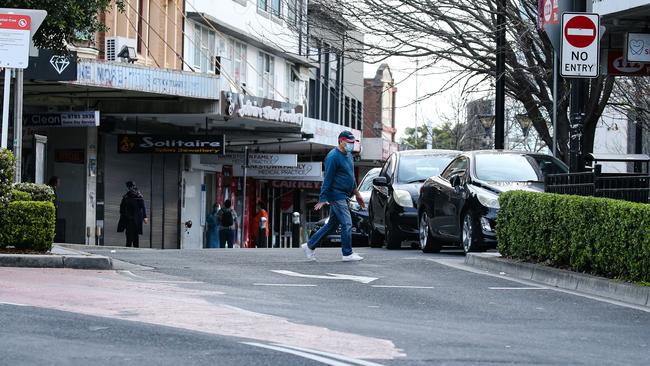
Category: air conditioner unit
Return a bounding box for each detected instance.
[105,36,137,61]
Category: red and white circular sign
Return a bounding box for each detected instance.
[543,0,553,22]
[564,15,596,48]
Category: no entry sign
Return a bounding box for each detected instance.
[561,13,600,78]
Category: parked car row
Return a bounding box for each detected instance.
[309,149,568,254]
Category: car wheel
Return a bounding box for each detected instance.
[385,221,401,250]
[419,212,440,253]
[461,211,485,254]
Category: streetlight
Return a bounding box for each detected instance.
[478,114,495,149]
[515,114,533,138]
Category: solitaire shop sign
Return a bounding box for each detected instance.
[561,13,600,78]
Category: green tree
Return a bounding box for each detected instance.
[3,1,124,51]
[400,126,428,149]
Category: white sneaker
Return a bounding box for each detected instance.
[342,253,364,262]
[301,243,316,261]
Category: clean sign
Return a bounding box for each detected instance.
[561,13,600,78]
[626,33,650,63]
[0,13,31,68]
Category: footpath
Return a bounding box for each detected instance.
[466,253,650,309]
[0,245,112,270]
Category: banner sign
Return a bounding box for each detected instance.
[118,134,225,154]
[25,111,99,127]
[607,49,650,76]
[200,153,297,167]
[222,91,304,127]
[234,162,322,180]
[270,180,322,190]
[24,49,77,81]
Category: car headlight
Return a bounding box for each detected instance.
[469,186,500,209]
[393,189,414,208]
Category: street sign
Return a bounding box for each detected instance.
[538,0,559,30]
[561,13,600,78]
[0,13,31,68]
[626,33,650,63]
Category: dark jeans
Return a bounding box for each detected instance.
[219,229,236,248]
[307,199,353,256]
[125,222,139,248]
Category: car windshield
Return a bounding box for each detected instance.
[358,170,380,192]
[529,154,569,178]
[474,154,547,182]
[397,154,457,183]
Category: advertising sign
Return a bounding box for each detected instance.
[117,134,225,154]
[561,13,600,78]
[25,111,99,127]
[0,13,31,68]
[270,180,322,190]
[606,49,650,76]
[233,162,322,180]
[538,0,559,30]
[24,49,77,81]
[200,153,298,167]
[626,33,650,63]
[222,91,304,127]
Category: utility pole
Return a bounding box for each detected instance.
[414,59,419,148]
[568,0,587,172]
[494,0,506,150]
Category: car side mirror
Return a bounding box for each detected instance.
[373,176,388,187]
[450,175,462,188]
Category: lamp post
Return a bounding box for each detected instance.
[515,114,533,150]
[478,114,495,149]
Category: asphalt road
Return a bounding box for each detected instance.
[2,246,649,365]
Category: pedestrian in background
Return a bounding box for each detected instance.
[302,131,365,262]
[251,202,269,248]
[206,203,221,248]
[117,181,148,248]
[217,199,238,248]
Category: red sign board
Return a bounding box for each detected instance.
[539,0,559,30]
[564,15,597,48]
[0,14,31,30]
[607,49,650,76]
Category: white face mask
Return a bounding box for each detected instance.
[345,143,354,153]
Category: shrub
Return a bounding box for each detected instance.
[13,182,54,202]
[497,191,650,283]
[10,189,32,202]
[0,149,15,206]
[0,201,56,251]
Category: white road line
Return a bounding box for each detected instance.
[271,270,378,284]
[253,283,317,287]
[427,258,650,313]
[118,270,204,284]
[242,342,357,366]
[489,287,547,290]
[274,344,387,366]
[371,285,434,289]
[0,301,28,307]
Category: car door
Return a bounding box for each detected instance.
[433,156,468,239]
[372,154,396,233]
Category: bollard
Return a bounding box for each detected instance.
[291,212,301,248]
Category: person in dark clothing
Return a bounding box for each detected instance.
[217,199,238,248]
[117,181,148,248]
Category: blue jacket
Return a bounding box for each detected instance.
[320,148,356,203]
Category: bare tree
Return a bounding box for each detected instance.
[302,0,617,162]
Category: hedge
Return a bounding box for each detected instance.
[497,191,650,283]
[10,189,32,202]
[0,201,56,252]
[13,182,54,202]
[0,149,14,206]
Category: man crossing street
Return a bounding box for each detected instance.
[302,131,365,262]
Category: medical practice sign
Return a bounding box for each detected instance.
[561,13,600,78]
[0,13,31,68]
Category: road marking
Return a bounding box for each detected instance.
[273,344,387,366]
[371,285,434,289]
[118,270,204,284]
[489,287,547,290]
[254,283,317,287]
[271,270,378,284]
[427,258,650,313]
[243,342,368,366]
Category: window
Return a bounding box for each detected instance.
[257,51,275,99]
[308,37,319,62]
[308,79,317,118]
[356,100,363,130]
[285,63,300,103]
[350,98,357,130]
[258,0,267,12]
[229,40,247,87]
[397,154,458,183]
[137,0,144,54]
[288,0,301,27]
[344,97,350,127]
[474,154,548,182]
[329,87,338,124]
[271,0,281,16]
[258,0,281,17]
[441,157,468,180]
[193,24,216,73]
